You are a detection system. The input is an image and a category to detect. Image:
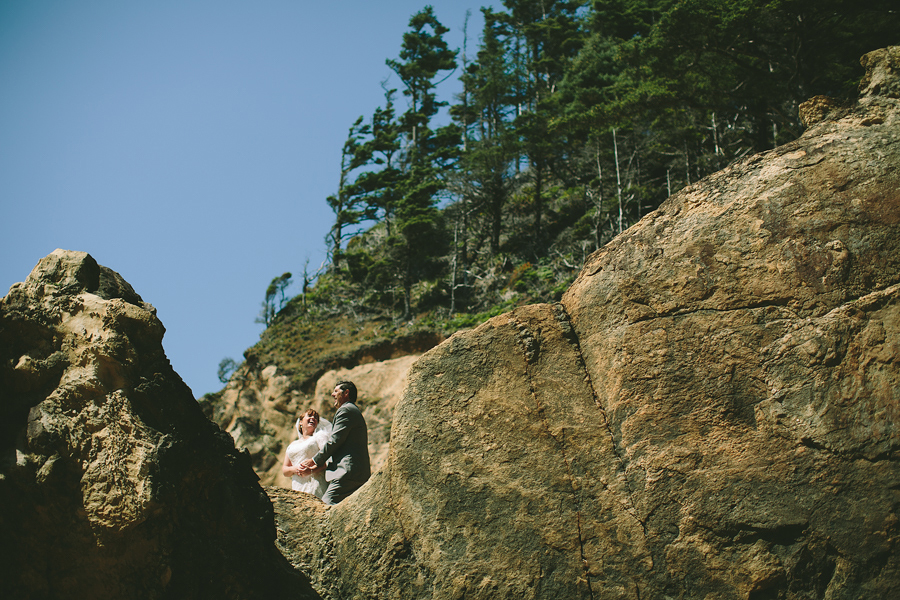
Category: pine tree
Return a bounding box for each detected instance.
[352,89,403,236]
[502,0,586,249]
[384,6,461,319]
[326,116,371,270]
[452,7,520,256]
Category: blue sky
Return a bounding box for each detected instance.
[1,1,492,397]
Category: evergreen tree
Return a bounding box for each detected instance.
[387,6,458,154]
[383,6,461,318]
[596,0,900,157]
[352,89,403,236]
[502,0,587,248]
[452,7,520,257]
[326,116,371,270]
[313,1,899,323]
[256,272,292,326]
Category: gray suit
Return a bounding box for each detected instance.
[312,401,370,504]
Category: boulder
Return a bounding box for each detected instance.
[273,48,900,599]
[0,250,317,599]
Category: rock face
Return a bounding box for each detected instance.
[273,48,900,599]
[206,362,312,483]
[0,250,316,599]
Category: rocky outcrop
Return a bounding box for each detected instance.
[0,250,317,599]
[204,363,310,482]
[273,48,900,599]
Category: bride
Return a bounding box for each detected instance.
[282,409,331,499]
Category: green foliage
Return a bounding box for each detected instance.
[360,7,461,319]
[352,90,403,229]
[452,7,521,257]
[327,117,372,267]
[387,6,458,142]
[256,272,293,327]
[420,298,521,332]
[289,0,899,342]
[506,259,572,299]
[227,0,899,393]
[217,357,239,384]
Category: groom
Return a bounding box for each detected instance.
[300,380,370,505]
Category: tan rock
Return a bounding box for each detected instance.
[211,362,307,480]
[860,46,900,100]
[798,94,841,126]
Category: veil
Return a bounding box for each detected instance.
[316,417,333,436]
[295,416,333,440]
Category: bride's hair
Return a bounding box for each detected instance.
[295,409,325,440]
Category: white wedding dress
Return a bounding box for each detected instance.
[286,418,331,499]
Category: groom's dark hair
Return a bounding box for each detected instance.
[336,381,357,403]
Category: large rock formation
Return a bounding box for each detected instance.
[272,48,900,599]
[0,250,317,599]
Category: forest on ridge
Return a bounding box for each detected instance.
[237,0,898,384]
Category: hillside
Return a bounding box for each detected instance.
[200,2,900,484]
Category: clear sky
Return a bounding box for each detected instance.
[1,0,492,397]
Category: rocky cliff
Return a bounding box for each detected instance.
[271,47,900,599]
[0,250,316,599]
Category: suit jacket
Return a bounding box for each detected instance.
[313,401,371,485]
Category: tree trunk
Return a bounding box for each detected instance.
[533,160,543,243]
[613,128,623,235]
[594,144,603,250]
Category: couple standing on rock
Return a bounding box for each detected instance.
[282,381,371,505]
